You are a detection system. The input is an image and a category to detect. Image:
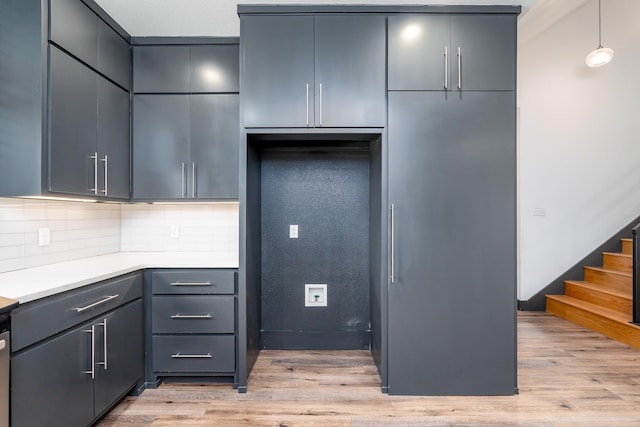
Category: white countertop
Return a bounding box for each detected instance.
[0,252,238,304]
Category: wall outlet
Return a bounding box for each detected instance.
[170,225,180,238]
[533,208,546,217]
[289,224,298,239]
[38,228,50,247]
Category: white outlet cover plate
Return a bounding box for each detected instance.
[289,224,298,238]
[305,284,327,307]
[38,228,50,247]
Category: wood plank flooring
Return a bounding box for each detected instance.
[98,312,640,426]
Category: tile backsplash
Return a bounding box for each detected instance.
[120,203,239,253]
[0,198,121,273]
[0,199,240,274]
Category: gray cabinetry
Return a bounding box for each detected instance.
[387,91,516,395]
[190,45,240,93]
[11,273,144,426]
[49,45,130,199]
[388,14,516,91]
[241,14,385,128]
[98,19,131,90]
[133,95,190,200]
[133,94,239,200]
[146,269,238,386]
[133,46,190,93]
[49,0,98,68]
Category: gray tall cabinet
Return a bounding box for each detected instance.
[239,5,518,396]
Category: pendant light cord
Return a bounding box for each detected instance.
[598,0,603,48]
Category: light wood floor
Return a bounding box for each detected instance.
[98,312,640,426]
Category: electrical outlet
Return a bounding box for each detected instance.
[38,228,50,247]
[170,225,180,238]
[533,208,546,217]
[289,224,298,239]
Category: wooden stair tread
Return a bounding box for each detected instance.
[564,280,631,299]
[546,294,632,324]
[584,265,632,278]
[602,252,632,258]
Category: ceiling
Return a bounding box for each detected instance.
[94,0,589,44]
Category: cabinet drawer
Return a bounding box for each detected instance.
[152,296,235,334]
[152,335,235,373]
[151,269,235,295]
[11,272,142,352]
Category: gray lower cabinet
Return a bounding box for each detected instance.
[387,91,516,395]
[388,14,516,91]
[241,14,385,128]
[133,94,239,200]
[11,273,144,426]
[49,45,130,199]
[146,269,237,386]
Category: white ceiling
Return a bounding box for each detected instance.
[94,0,589,44]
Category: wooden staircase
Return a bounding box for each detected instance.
[546,238,640,349]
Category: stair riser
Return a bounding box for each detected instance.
[602,254,632,273]
[546,297,640,350]
[584,268,631,290]
[622,239,633,255]
[565,282,631,316]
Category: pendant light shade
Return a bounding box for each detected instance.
[586,0,613,67]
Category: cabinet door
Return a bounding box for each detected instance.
[242,15,314,128]
[190,95,239,199]
[49,46,97,196]
[133,46,190,93]
[133,95,189,199]
[315,15,386,127]
[98,19,131,90]
[388,15,451,91]
[49,0,98,68]
[190,45,239,93]
[98,76,130,199]
[451,15,516,91]
[94,300,144,418]
[11,323,94,427]
[387,91,515,395]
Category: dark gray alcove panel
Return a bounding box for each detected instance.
[260,149,370,349]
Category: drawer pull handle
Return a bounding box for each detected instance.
[171,353,212,359]
[170,281,212,287]
[73,294,119,313]
[170,314,212,319]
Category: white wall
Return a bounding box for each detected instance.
[518,0,640,300]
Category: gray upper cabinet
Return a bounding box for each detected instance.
[133,95,190,200]
[388,15,451,91]
[98,75,131,199]
[49,0,98,68]
[133,94,239,200]
[98,18,131,90]
[242,15,315,128]
[190,95,240,199]
[133,46,190,93]
[388,14,516,91]
[451,15,516,91]
[242,14,385,128]
[191,45,240,93]
[49,45,130,199]
[49,45,98,196]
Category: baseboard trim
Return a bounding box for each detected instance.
[260,330,370,350]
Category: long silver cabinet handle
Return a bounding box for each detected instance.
[457,47,462,90]
[83,326,95,379]
[444,46,448,90]
[98,318,108,370]
[171,314,212,319]
[319,83,323,127]
[101,155,108,196]
[181,162,186,198]
[192,162,197,198]
[306,83,310,127]
[171,353,212,359]
[90,152,98,195]
[73,294,119,313]
[390,204,395,284]
[170,281,212,287]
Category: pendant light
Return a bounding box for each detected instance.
[586,0,614,67]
